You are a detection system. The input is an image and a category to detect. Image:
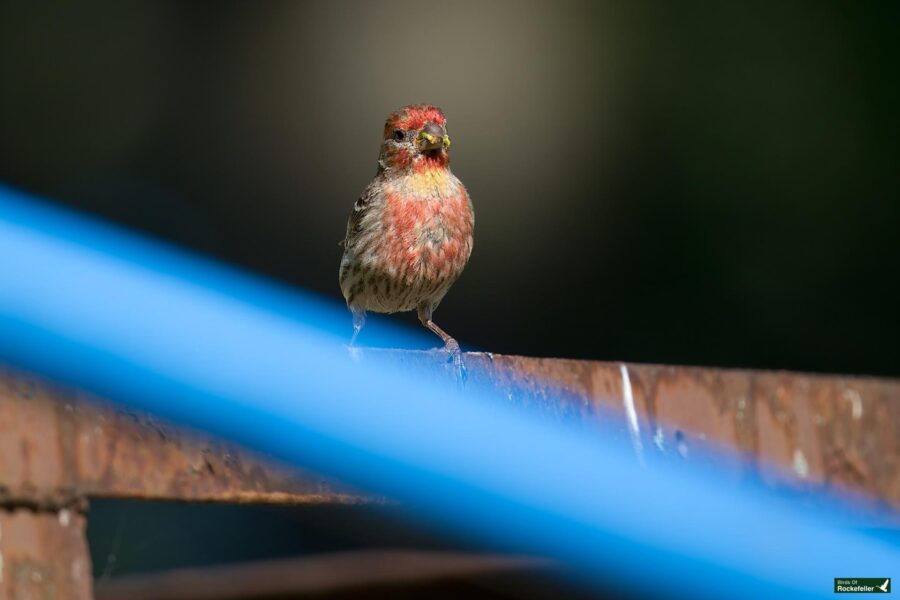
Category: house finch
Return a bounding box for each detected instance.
[339,104,474,360]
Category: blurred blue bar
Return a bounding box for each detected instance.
[0,184,895,599]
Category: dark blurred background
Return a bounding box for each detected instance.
[1,0,897,374]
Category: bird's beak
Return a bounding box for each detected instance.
[417,122,451,152]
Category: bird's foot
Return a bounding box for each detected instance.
[443,339,467,384]
[443,338,460,356]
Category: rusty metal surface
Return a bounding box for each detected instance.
[0,353,895,600]
[2,355,899,514]
[359,350,900,515]
[0,509,92,600]
[0,369,369,508]
[488,355,900,515]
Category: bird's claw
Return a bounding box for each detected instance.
[443,340,467,383]
[444,338,460,356]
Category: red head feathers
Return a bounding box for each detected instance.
[379,104,451,172]
[383,104,447,140]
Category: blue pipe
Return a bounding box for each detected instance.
[0,184,894,599]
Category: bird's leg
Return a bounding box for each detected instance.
[417,304,463,376]
[417,305,459,352]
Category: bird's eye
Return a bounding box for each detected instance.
[392,130,405,142]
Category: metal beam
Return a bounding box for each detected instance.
[0,368,367,508]
[2,354,897,514]
[0,509,92,600]
[354,350,900,516]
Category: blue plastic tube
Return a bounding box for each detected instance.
[0,184,895,599]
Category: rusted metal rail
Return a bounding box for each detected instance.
[0,355,898,599]
[466,353,900,513]
[0,369,367,511]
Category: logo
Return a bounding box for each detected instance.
[835,578,891,594]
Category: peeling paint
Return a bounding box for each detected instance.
[844,389,863,420]
[793,449,809,479]
[619,364,644,466]
[653,427,665,452]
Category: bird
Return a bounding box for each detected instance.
[339,104,474,361]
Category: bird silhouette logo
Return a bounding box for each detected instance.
[877,579,890,593]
